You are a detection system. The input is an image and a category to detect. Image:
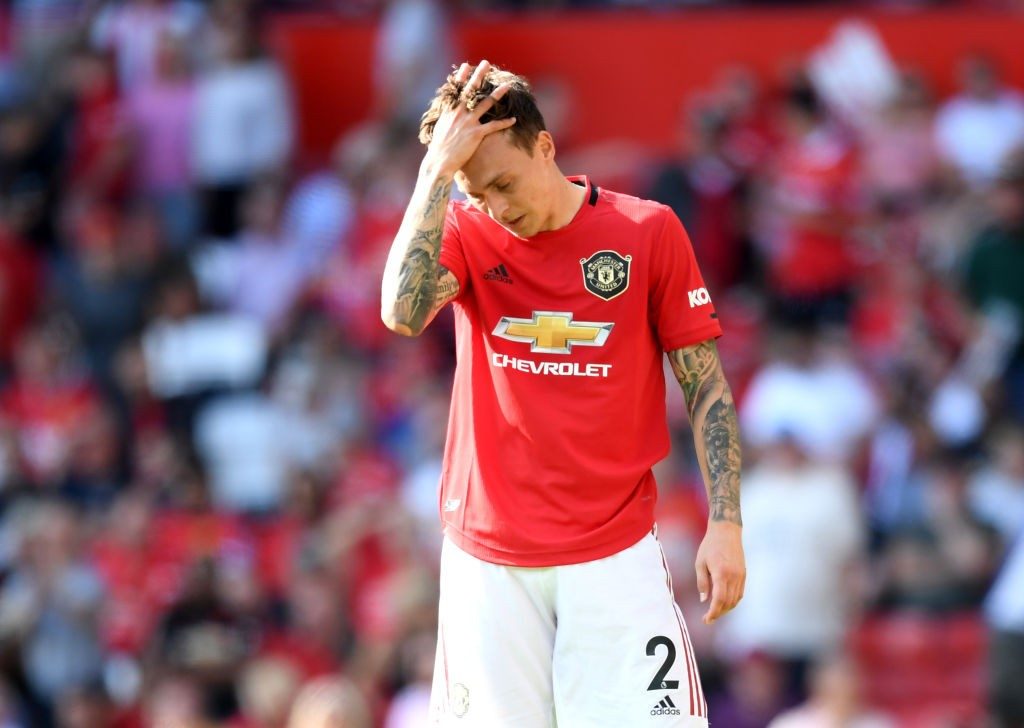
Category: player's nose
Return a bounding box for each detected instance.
[489,196,511,221]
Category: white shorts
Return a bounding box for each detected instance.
[429,529,708,727]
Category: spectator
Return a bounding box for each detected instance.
[714,66,774,177]
[969,424,1024,542]
[0,206,41,366]
[383,630,434,728]
[91,0,205,95]
[59,44,129,209]
[757,74,861,326]
[934,54,1024,190]
[121,29,199,249]
[0,318,100,487]
[52,205,148,383]
[920,456,1001,607]
[193,178,312,335]
[705,651,792,728]
[645,101,748,292]
[231,656,301,728]
[0,502,105,719]
[142,672,214,728]
[280,133,358,277]
[986,526,1024,728]
[58,402,123,511]
[963,150,1024,417]
[875,453,1001,613]
[260,568,352,679]
[860,72,942,212]
[140,259,267,433]
[397,385,449,553]
[373,0,454,128]
[286,676,372,728]
[193,385,293,514]
[0,104,64,249]
[767,653,895,728]
[54,684,113,728]
[90,491,178,656]
[10,0,86,65]
[0,419,25,495]
[191,16,292,238]
[739,326,878,463]
[150,558,256,720]
[716,436,866,696]
[863,376,938,534]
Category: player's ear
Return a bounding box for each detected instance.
[535,131,555,161]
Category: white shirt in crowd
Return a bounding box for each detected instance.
[741,356,878,462]
[969,465,1024,543]
[986,531,1024,634]
[194,393,289,513]
[717,457,865,658]
[192,59,293,185]
[934,90,1024,188]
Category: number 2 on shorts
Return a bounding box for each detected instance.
[645,635,680,691]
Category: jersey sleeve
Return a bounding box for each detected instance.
[648,207,723,351]
[438,203,469,300]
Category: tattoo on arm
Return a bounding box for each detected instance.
[668,340,743,525]
[383,177,460,333]
[435,268,460,308]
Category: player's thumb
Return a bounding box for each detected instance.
[696,562,711,604]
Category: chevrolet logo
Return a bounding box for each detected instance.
[492,311,613,354]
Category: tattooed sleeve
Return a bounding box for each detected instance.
[381,176,462,335]
[668,340,742,525]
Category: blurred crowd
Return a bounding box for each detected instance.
[0,0,1023,727]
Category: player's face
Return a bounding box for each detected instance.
[456,131,553,238]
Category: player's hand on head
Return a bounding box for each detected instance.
[424,60,517,177]
[694,521,745,625]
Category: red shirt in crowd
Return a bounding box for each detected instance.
[0,228,41,362]
[438,176,721,567]
[770,129,859,296]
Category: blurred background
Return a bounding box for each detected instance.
[0,0,1022,726]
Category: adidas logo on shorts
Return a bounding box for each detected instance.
[651,695,681,716]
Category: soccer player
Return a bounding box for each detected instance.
[381,60,745,727]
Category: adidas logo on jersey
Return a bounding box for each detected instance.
[651,695,681,716]
[484,264,513,284]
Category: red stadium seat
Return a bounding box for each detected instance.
[849,613,988,726]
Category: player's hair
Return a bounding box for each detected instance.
[419,64,546,154]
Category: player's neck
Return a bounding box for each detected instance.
[540,175,588,233]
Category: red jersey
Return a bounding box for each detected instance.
[438,177,721,566]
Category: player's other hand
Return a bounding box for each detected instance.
[694,521,745,625]
[423,60,517,178]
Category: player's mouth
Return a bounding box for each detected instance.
[506,214,525,230]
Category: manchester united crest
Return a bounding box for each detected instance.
[580,250,632,301]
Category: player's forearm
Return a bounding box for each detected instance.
[381,165,454,336]
[669,341,743,526]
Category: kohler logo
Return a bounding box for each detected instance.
[687,287,711,308]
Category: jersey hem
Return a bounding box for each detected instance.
[442,521,654,567]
